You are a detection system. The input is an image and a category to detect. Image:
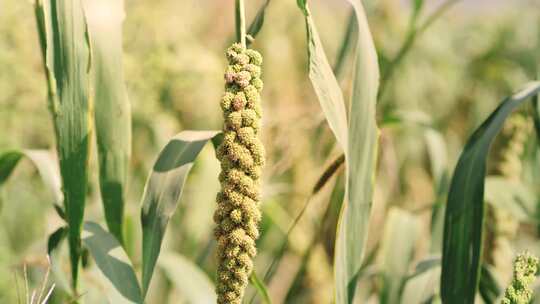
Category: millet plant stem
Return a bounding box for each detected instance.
[236,0,247,47]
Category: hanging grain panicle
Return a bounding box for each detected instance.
[214,43,264,304]
[501,251,539,304]
[485,114,531,279]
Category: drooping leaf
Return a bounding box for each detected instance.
[83,0,131,245]
[337,0,380,302]
[296,2,348,149]
[247,0,270,44]
[249,272,272,304]
[379,208,421,304]
[0,149,63,207]
[296,1,380,303]
[441,82,540,303]
[36,0,93,289]
[140,131,220,297]
[82,222,142,304]
[158,252,216,304]
[48,226,68,254]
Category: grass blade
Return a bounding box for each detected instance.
[249,272,272,304]
[158,252,216,304]
[140,131,220,298]
[336,1,380,302]
[247,0,270,45]
[296,1,379,302]
[296,2,348,150]
[441,82,540,303]
[83,0,131,245]
[82,222,142,304]
[47,226,68,254]
[36,0,93,290]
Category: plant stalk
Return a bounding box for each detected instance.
[235,0,247,47]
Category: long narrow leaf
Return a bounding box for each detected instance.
[36,0,93,289]
[337,0,380,302]
[247,0,271,44]
[83,0,131,245]
[296,2,348,150]
[249,272,272,304]
[441,82,540,303]
[82,222,142,304]
[140,131,220,297]
[296,1,380,303]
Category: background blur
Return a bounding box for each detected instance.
[0,0,539,303]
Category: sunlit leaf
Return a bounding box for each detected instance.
[140,131,220,297]
[296,1,380,303]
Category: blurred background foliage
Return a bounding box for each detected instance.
[0,0,538,303]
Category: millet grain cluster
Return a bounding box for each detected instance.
[214,43,265,304]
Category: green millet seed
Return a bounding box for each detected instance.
[214,43,265,304]
[501,251,539,304]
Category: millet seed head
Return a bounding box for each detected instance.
[214,43,264,304]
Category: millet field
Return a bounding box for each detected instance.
[0,0,539,303]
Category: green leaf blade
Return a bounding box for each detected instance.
[441,82,540,303]
[82,222,142,304]
[38,0,93,289]
[140,131,220,297]
[83,0,131,245]
[249,272,272,304]
[0,149,63,206]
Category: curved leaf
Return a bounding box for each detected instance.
[0,149,63,205]
[158,252,216,304]
[82,222,142,304]
[249,272,272,304]
[441,82,540,303]
[48,226,68,254]
[296,1,380,303]
[140,131,220,297]
[247,0,271,44]
[337,0,380,302]
[83,0,131,245]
